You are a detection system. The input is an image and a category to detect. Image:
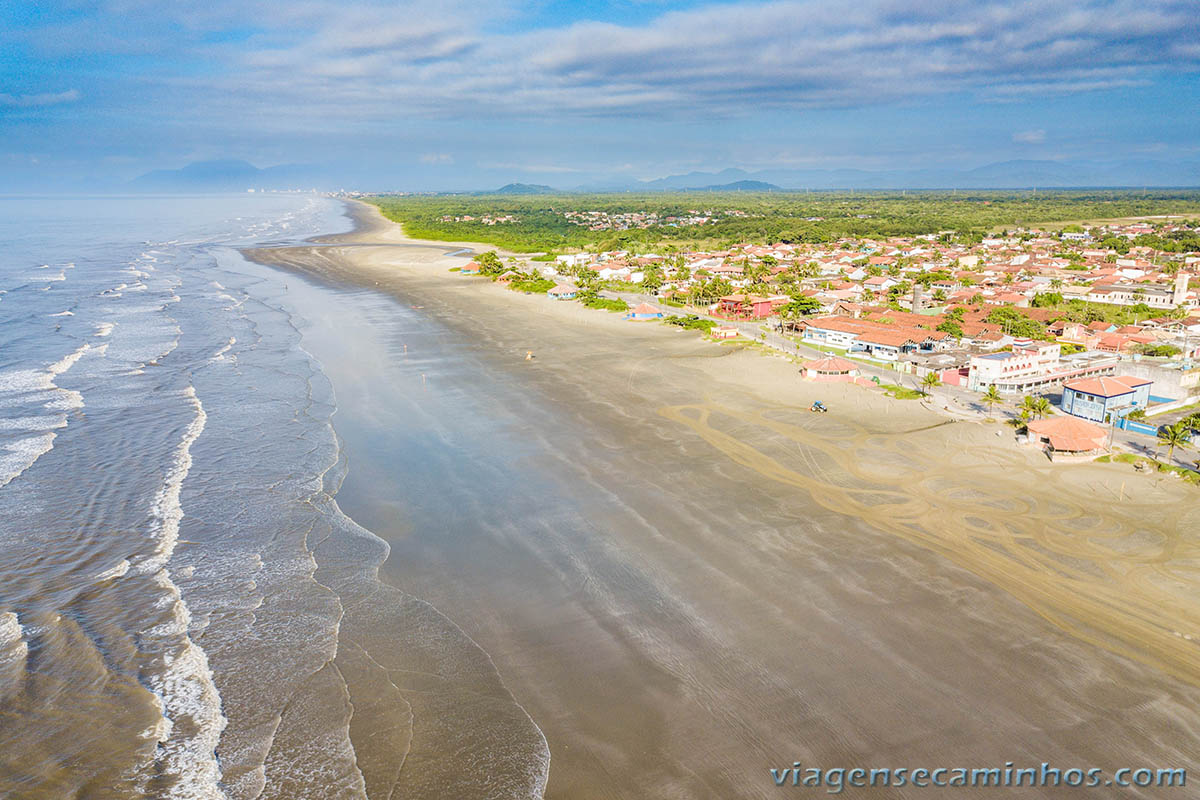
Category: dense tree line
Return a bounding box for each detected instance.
[368,191,1200,253]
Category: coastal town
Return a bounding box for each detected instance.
[461,217,1200,475]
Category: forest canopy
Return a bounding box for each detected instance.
[367,190,1200,253]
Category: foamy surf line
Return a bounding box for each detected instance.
[0,342,90,488]
[136,387,228,799]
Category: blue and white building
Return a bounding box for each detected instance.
[1060,375,1153,422]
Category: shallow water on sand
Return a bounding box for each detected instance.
[0,196,547,799]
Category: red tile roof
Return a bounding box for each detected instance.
[1028,417,1108,452]
[1064,375,1152,397]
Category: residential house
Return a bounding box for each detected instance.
[1060,376,1153,422]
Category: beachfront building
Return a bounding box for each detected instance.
[800,316,954,361]
[801,356,860,382]
[1025,417,1110,462]
[626,302,664,321]
[1060,375,1153,422]
[966,339,1117,394]
[548,284,578,300]
[715,294,774,319]
[712,325,740,339]
[801,317,863,349]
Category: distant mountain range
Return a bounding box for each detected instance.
[582,160,1200,192]
[686,179,782,192]
[133,157,1200,194]
[494,182,557,194]
[131,159,336,191]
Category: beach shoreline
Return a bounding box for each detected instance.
[242,200,1200,799]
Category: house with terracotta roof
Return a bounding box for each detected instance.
[1026,417,1110,462]
[625,302,664,321]
[716,294,774,319]
[801,356,860,382]
[1061,375,1153,422]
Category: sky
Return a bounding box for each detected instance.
[1,0,1198,191]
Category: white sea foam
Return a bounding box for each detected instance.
[0,343,91,487]
[0,433,57,489]
[49,310,74,317]
[0,611,28,681]
[0,415,66,431]
[210,337,236,362]
[0,611,23,647]
[95,322,116,337]
[95,559,131,581]
[135,387,228,799]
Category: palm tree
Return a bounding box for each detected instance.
[1033,397,1053,418]
[1157,423,1192,464]
[1021,395,1040,419]
[982,385,1002,412]
[921,373,942,395]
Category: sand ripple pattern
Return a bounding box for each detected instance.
[659,402,1200,687]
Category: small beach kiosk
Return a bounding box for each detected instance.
[801,356,860,383]
[626,302,664,321]
[712,325,739,339]
[1026,416,1109,462]
[548,283,578,300]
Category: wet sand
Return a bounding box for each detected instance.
[246,201,1200,799]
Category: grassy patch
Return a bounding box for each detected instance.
[1113,453,1140,463]
[581,296,628,312]
[1094,455,1111,463]
[509,277,556,294]
[881,383,924,400]
[664,314,717,332]
[448,267,461,272]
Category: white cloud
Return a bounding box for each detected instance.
[0,89,81,108]
[1013,129,1046,144]
[420,152,453,164]
[7,0,1200,123]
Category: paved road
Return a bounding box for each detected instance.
[605,290,1199,471]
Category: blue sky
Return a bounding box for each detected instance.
[1,0,1198,190]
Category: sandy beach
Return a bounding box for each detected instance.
[244,201,1200,799]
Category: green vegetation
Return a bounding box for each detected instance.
[986,306,1052,340]
[475,250,505,276]
[1157,422,1193,463]
[509,275,555,293]
[1134,343,1182,358]
[664,314,717,332]
[982,385,1003,411]
[881,383,924,400]
[366,191,1200,253]
[580,293,628,312]
[1021,395,1053,419]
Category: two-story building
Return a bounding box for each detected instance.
[966,339,1119,394]
[1060,375,1153,422]
[967,339,1061,392]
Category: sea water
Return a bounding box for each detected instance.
[0,195,547,799]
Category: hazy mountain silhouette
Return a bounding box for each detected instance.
[131,160,333,191]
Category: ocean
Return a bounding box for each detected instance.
[0,195,547,799]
